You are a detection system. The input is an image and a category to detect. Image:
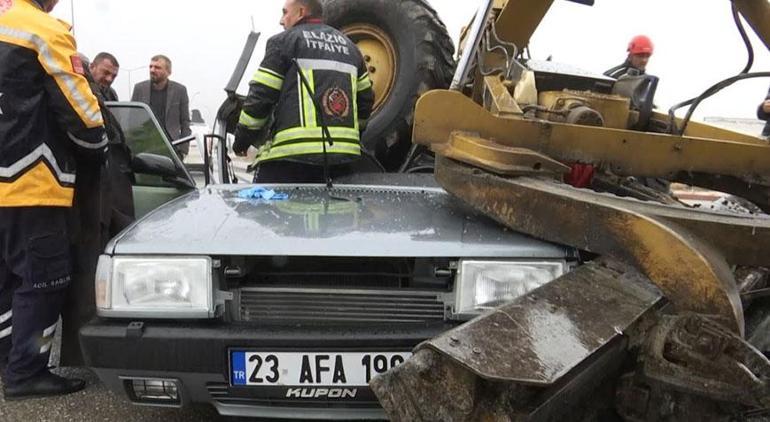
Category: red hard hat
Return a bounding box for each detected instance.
[627,35,654,55]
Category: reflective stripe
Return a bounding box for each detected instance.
[357,74,373,91]
[296,59,357,76]
[239,111,268,130]
[0,310,11,324]
[43,322,57,338]
[297,74,305,127]
[39,341,52,354]
[278,200,359,215]
[301,69,317,128]
[352,73,359,130]
[273,126,360,145]
[0,25,103,126]
[259,66,284,79]
[0,326,10,339]
[258,141,361,163]
[68,132,109,150]
[0,144,76,184]
[252,67,284,91]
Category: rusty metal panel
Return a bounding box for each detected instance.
[420,260,661,384]
[435,157,747,335]
[370,259,662,421]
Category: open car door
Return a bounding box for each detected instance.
[108,102,197,217]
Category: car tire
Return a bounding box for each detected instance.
[324,0,456,170]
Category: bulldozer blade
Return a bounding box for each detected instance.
[371,259,662,421]
[435,156,746,335]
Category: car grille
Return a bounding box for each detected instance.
[206,383,379,408]
[237,288,447,324]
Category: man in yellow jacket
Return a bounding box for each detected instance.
[0,0,107,400]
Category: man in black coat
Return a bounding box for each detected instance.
[757,86,770,138]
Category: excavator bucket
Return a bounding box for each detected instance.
[370,0,770,417]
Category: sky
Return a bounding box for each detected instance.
[52,0,770,130]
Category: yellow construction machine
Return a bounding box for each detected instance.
[348,0,770,419]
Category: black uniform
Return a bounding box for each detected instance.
[0,0,106,385]
[60,65,135,366]
[757,85,770,138]
[234,17,374,182]
[604,59,645,79]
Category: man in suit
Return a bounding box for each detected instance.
[131,55,192,160]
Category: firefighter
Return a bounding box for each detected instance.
[604,35,654,79]
[233,0,375,183]
[0,0,107,399]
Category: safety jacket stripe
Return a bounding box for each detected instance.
[42,322,57,338]
[0,310,11,325]
[239,111,268,130]
[277,201,359,215]
[0,26,103,128]
[0,144,76,185]
[0,326,11,339]
[301,69,317,128]
[357,74,373,92]
[296,58,357,76]
[273,126,360,145]
[297,74,305,127]
[39,340,52,354]
[258,141,361,163]
[0,162,74,207]
[68,132,108,150]
[259,66,284,80]
[252,68,285,91]
[352,74,359,130]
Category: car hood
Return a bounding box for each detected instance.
[109,184,571,258]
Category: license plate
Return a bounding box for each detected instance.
[230,351,411,387]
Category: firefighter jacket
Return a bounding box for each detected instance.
[0,0,107,208]
[236,19,374,165]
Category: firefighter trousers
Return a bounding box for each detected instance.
[0,207,72,386]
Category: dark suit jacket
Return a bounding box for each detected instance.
[757,86,770,137]
[131,80,192,153]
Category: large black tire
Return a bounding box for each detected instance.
[324,0,455,171]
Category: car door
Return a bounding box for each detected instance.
[107,102,197,217]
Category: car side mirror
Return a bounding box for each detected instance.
[132,153,179,178]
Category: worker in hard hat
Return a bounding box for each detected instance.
[604,35,654,79]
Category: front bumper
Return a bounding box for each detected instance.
[80,319,458,420]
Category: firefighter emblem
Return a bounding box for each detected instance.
[322,87,350,119]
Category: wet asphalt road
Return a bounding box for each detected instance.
[0,366,234,422]
[0,325,245,422]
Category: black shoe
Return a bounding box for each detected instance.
[3,371,85,401]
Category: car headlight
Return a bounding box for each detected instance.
[454,260,567,317]
[96,256,213,318]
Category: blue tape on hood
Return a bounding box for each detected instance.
[238,186,289,201]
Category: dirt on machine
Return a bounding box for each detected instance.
[323,0,770,420]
